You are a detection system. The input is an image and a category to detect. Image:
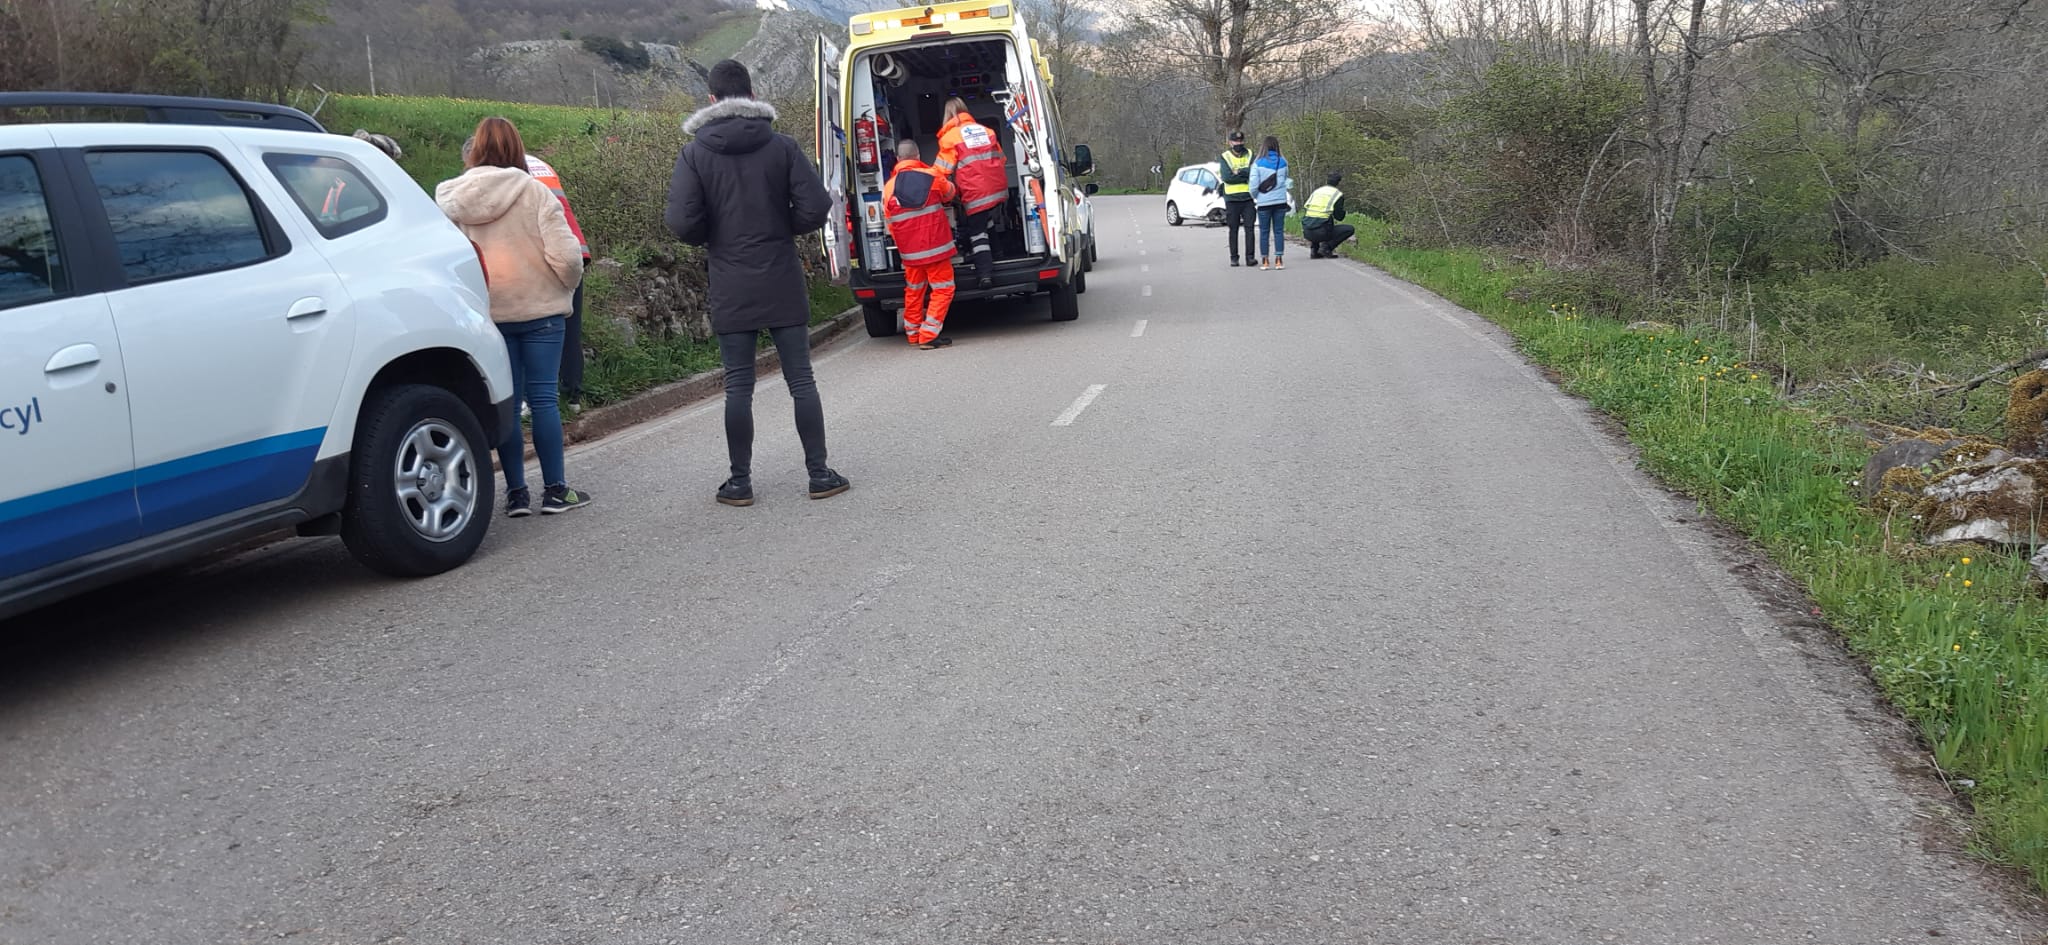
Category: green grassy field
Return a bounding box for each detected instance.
[1325,217,2048,893]
[682,11,762,66]
[315,93,851,407]
[316,95,620,190]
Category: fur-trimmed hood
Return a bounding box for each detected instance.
[683,97,780,155]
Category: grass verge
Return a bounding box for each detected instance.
[1331,217,2048,893]
[315,93,852,409]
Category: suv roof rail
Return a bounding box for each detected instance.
[0,93,326,134]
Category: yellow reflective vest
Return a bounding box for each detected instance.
[1304,185,1343,221]
[1219,150,1252,197]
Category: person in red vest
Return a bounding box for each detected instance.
[884,140,958,349]
[933,97,1007,290]
[524,154,592,412]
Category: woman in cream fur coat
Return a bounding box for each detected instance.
[436,116,594,517]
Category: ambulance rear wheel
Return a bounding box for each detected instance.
[861,300,895,338]
[1049,278,1080,321]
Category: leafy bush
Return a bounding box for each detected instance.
[1440,52,1640,248]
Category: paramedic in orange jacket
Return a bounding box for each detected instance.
[884,140,958,349]
[933,97,1008,290]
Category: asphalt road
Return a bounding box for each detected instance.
[4,196,2042,945]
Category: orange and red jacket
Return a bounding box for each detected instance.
[525,153,590,260]
[883,160,958,266]
[934,112,1009,214]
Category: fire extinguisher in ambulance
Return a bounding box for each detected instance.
[855,111,878,172]
[855,109,892,173]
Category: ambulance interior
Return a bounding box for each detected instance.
[852,38,1042,274]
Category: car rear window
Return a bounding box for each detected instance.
[85,149,274,284]
[0,155,67,310]
[263,153,387,239]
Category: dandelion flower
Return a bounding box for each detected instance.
[1750,373,1760,380]
[1954,644,1963,652]
[1961,556,1972,565]
[1964,579,1974,588]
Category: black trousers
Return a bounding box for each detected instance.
[718,324,829,481]
[1223,200,1256,262]
[1304,221,1356,255]
[559,280,585,402]
[960,206,998,282]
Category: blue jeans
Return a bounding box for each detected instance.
[497,315,567,492]
[1257,205,1288,258]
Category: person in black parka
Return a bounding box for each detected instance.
[666,59,850,507]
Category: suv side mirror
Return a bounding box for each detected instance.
[1083,182,1099,196]
[1069,143,1094,176]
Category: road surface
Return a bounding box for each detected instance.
[4,196,2041,944]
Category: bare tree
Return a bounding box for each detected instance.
[1117,0,1364,136]
[1024,0,1086,94]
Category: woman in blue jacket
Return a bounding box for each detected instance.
[1248,135,1291,270]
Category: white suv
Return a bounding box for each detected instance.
[0,94,516,620]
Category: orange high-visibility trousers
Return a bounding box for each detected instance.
[903,260,956,345]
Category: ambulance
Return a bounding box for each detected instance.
[813,0,1099,337]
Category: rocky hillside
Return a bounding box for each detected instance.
[464,9,843,107]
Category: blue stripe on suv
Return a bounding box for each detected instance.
[1,428,327,581]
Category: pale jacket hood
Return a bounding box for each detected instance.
[683,97,778,134]
[434,166,535,226]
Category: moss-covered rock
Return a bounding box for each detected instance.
[2007,369,2048,457]
[1917,458,2048,547]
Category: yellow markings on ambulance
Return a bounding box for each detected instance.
[851,1,1013,36]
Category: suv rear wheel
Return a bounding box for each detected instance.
[341,383,493,577]
[1166,201,1183,226]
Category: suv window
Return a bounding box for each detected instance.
[1199,170,1219,189]
[0,155,65,310]
[85,150,273,283]
[264,153,387,239]
[1178,169,1199,185]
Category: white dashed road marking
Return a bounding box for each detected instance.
[1052,384,1107,426]
[1132,319,1148,337]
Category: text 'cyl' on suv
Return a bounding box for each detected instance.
[1,93,518,622]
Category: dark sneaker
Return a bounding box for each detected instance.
[506,487,533,518]
[716,478,754,507]
[541,485,594,514]
[976,276,993,290]
[808,469,851,500]
[920,336,954,350]
[1230,258,1241,267]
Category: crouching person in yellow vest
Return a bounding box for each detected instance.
[1302,172,1356,259]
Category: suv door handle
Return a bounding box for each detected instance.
[45,343,100,374]
[287,297,328,320]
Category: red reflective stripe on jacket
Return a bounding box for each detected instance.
[525,154,590,260]
[936,113,1008,210]
[883,160,957,263]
